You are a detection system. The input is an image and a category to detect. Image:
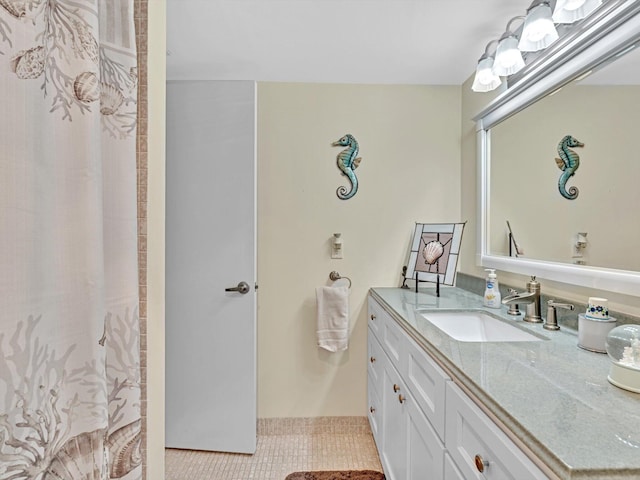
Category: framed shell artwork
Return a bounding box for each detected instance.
[404,222,466,294]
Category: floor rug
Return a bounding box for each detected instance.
[285,471,385,480]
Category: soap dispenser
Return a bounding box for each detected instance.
[484,269,501,308]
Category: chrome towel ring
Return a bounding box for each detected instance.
[329,271,352,288]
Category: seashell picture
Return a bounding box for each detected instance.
[422,240,444,265]
[405,222,466,287]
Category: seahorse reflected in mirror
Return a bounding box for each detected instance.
[555,134,584,200]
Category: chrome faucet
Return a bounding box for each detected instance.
[505,288,521,315]
[545,300,574,331]
[501,276,542,323]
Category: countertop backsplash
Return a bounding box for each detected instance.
[455,272,640,330]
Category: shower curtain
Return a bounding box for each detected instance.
[0,1,141,479]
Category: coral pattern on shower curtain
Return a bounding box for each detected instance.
[0,1,141,479]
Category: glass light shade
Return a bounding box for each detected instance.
[606,324,640,393]
[493,36,525,76]
[518,3,559,52]
[553,0,602,23]
[471,56,502,92]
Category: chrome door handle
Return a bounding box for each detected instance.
[225,281,250,294]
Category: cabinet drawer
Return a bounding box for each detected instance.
[404,331,449,441]
[367,296,383,339]
[367,328,384,387]
[445,382,548,480]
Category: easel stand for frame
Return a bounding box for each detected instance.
[402,264,441,297]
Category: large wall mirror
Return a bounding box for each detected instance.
[475,1,640,296]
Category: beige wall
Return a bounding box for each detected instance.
[459,76,640,317]
[257,83,462,417]
[459,75,500,283]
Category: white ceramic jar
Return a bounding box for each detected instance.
[578,313,617,353]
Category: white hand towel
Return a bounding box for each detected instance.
[316,286,349,352]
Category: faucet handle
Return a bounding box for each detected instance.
[547,299,574,311]
[545,300,574,331]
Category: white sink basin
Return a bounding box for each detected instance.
[417,310,543,342]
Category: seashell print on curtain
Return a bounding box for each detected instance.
[0,1,140,479]
[0,0,137,137]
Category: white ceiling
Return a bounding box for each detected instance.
[166,0,529,85]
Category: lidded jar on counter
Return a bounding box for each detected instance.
[606,324,640,393]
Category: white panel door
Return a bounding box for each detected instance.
[165,80,257,453]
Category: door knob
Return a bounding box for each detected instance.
[225,281,250,294]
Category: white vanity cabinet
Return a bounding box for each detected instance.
[367,296,448,480]
[368,294,549,480]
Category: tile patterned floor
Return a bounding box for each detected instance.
[165,417,383,480]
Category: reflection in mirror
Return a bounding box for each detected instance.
[489,45,640,271]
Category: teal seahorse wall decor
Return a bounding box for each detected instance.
[555,134,584,200]
[331,133,362,200]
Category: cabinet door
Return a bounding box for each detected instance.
[367,373,382,446]
[380,307,405,371]
[406,389,445,480]
[381,361,408,480]
[367,327,384,388]
[444,452,466,480]
[446,382,548,480]
[404,331,449,441]
[367,327,385,449]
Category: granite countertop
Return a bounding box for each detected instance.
[370,286,640,480]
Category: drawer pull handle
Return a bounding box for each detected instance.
[370,356,376,363]
[370,314,376,321]
[370,406,376,413]
[474,454,489,473]
[393,384,400,392]
[398,394,406,404]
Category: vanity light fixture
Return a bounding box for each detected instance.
[553,0,602,24]
[519,0,559,52]
[471,41,502,92]
[493,17,526,76]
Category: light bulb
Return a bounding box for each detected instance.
[472,56,502,92]
[524,19,553,42]
[493,36,525,76]
[519,2,559,52]
[553,0,602,23]
[564,0,586,10]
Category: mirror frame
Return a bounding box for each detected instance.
[475,1,640,297]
